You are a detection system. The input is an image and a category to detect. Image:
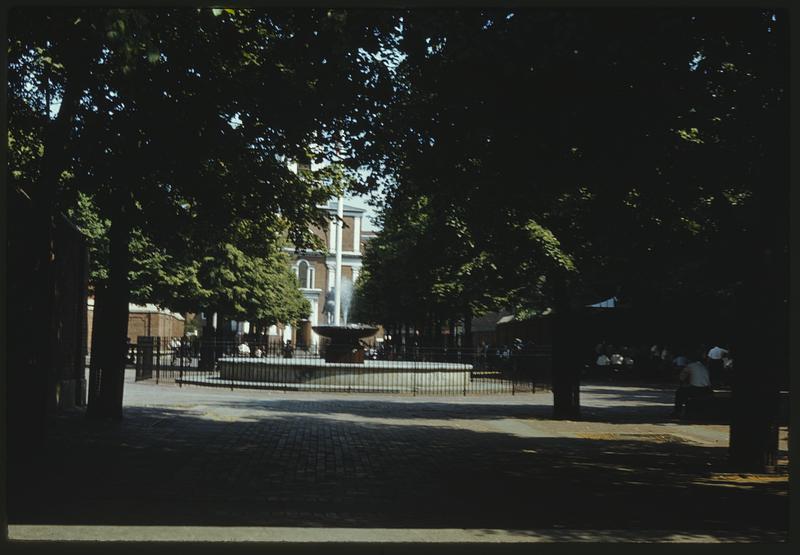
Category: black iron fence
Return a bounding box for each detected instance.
[130,336,552,396]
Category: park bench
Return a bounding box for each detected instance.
[684,391,731,421]
[685,390,790,425]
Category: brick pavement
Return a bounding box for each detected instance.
[7,382,789,541]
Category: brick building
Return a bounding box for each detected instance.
[202,162,380,348]
[286,201,377,348]
[86,298,185,349]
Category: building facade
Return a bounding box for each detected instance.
[203,162,379,348]
[287,201,375,348]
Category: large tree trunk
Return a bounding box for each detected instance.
[86,203,131,420]
[552,274,581,419]
[86,282,107,414]
[29,25,98,424]
[7,193,53,456]
[728,247,784,472]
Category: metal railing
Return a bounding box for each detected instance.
[129,336,552,396]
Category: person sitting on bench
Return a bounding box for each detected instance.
[672,352,712,417]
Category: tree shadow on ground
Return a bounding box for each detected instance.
[175,394,714,426]
[127,379,730,425]
[7,403,788,539]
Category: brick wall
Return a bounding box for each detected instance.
[311,259,326,290]
[87,305,186,348]
[128,312,185,340]
[127,313,151,340]
[342,216,355,251]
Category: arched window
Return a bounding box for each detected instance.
[295,260,315,289]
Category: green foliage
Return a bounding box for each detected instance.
[198,243,310,325]
[9,7,786,337]
[67,193,110,285]
[359,8,787,323]
[356,192,512,327]
[8,7,399,330]
[68,192,308,324]
[521,220,575,273]
[7,88,46,188]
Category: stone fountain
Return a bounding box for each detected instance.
[312,324,379,363]
[313,197,380,363]
[180,195,472,392]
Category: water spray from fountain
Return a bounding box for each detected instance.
[340,277,353,326]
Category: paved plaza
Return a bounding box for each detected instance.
[8,381,789,542]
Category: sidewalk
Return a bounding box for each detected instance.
[7,381,789,542]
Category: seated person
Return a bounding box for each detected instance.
[672,354,689,369]
[282,340,294,358]
[621,347,635,367]
[237,341,251,356]
[672,354,712,417]
[671,353,688,379]
[596,353,610,367]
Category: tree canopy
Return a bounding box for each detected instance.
[66,192,309,325]
[8,7,400,319]
[7,7,401,418]
[358,8,787,334]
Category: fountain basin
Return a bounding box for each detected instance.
[211,356,473,391]
[312,325,379,363]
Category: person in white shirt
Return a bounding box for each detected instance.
[237,342,251,356]
[169,337,181,362]
[706,345,730,387]
[672,354,713,417]
[707,345,729,360]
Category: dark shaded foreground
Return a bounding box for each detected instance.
[8,394,788,539]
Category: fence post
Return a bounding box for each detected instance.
[512,363,516,396]
[136,336,154,381]
[155,337,161,384]
[135,342,141,381]
[179,336,184,387]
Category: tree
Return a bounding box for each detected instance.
[66,192,309,327]
[8,7,400,419]
[356,191,513,348]
[363,8,787,459]
[196,243,310,327]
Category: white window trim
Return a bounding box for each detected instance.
[353,216,361,254]
[326,263,335,291]
[294,259,315,289]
